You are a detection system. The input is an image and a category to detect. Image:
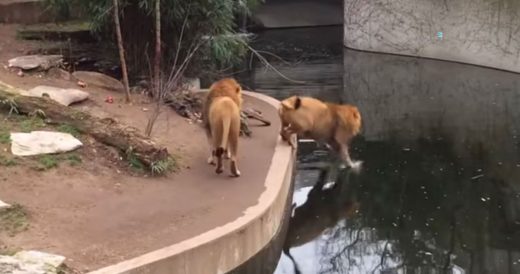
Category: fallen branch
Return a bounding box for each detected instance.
[164,90,271,137]
[0,82,169,170]
[243,107,271,126]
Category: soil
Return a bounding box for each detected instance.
[0,24,281,272]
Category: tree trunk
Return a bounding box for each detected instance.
[112,0,132,103]
[0,85,169,169]
[153,0,161,96]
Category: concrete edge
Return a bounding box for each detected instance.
[343,43,520,75]
[88,90,296,274]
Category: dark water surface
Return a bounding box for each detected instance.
[240,26,520,274]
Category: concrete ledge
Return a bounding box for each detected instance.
[88,91,296,274]
[0,0,53,24]
[253,2,342,29]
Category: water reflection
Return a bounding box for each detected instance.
[278,135,520,274]
[244,27,520,274]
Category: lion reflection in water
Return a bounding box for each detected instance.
[283,166,360,274]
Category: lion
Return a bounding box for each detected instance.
[202,78,243,177]
[278,95,362,171]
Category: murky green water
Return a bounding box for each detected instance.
[242,26,520,274]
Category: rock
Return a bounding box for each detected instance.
[14,251,65,269]
[0,256,21,274]
[7,55,63,71]
[10,131,83,156]
[183,77,200,91]
[26,85,89,106]
[46,67,71,81]
[72,71,124,92]
[0,250,65,274]
[0,200,11,209]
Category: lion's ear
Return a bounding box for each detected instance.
[281,100,294,110]
[236,87,241,93]
[294,97,301,110]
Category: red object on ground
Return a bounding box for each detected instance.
[105,96,114,104]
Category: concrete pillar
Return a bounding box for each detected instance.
[343,0,520,73]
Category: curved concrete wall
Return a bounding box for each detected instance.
[343,0,520,73]
[88,91,296,274]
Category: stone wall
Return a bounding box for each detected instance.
[344,0,520,73]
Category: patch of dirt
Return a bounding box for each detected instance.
[0,23,281,272]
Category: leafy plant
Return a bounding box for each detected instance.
[125,148,145,171]
[45,0,261,75]
[150,156,177,176]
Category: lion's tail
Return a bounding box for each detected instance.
[338,105,362,136]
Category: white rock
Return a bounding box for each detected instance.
[0,250,65,274]
[14,251,65,269]
[0,200,11,209]
[0,256,22,274]
[10,131,83,156]
[26,85,89,106]
[183,77,200,91]
[8,55,63,71]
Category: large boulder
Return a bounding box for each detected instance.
[46,67,72,81]
[72,71,124,92]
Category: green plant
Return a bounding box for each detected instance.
[67,153,82,166]
[125,149,145,171]
[57,124,80,137]
[0,131,10,144]
[150,155,177,176]
[0,204,29,237]
[0,155,17,167]
[43,0,73,21]
[45,0,261,75]
[19,117,46,133]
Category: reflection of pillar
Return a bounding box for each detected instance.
[343,0,520,73]
[341,48,520,175]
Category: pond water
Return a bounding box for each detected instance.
[240,26,520,274]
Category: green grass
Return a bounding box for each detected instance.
[19,117,46,133]
[66,153,82,166]
[0,155,17,167]
[37,155,59,170]
[0,131,10,144]
[57,124,80,137]
[0,204,29,237]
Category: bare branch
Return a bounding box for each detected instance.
[242,42,307,84]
